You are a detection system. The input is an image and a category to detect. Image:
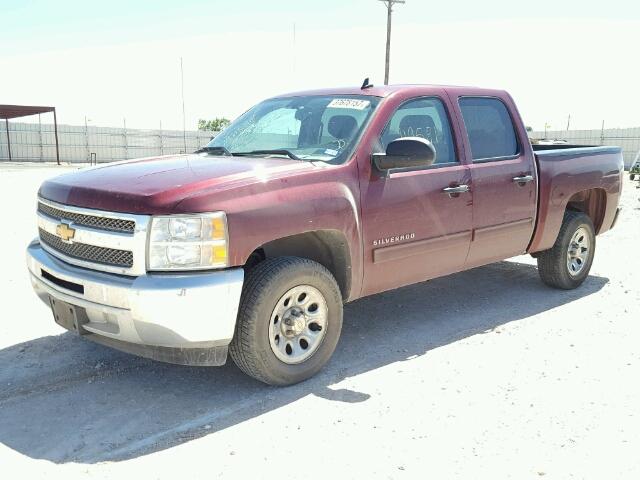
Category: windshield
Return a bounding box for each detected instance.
[205,95,380,164]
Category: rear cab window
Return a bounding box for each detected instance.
[458,97,519,161]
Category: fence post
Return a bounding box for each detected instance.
[123,118,128,160]
[159,120,163,156]
[5,119,11,162]
[84,116,90,162]
[38,114,43,162]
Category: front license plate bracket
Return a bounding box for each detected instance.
[49,297,89,334]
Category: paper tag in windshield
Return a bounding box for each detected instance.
[327,98,371,110]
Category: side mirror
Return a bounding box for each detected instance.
[372,137,437,172]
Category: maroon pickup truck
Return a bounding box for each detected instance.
[27,84,624,385]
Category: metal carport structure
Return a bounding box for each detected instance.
[0,105,60,165]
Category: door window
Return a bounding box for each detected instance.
[381,97,457,164]
[458,97,519,160]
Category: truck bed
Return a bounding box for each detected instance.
[528,145,624,253]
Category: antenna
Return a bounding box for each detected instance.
[361,77,373,89]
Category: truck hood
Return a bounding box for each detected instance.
[38,154,315,214]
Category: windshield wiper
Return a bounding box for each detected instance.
[232,149,301,160]
[194,145,232,156]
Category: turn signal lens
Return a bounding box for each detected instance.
[210,216,226,240]
[211,244,227,263]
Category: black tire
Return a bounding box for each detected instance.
[631,174,636,181]
[229,256,343,386]
[536,211,596,289]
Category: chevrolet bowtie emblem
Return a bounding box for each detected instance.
[56,223,76,242]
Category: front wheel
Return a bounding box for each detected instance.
[536,211,596,289]
[229,256,343,386]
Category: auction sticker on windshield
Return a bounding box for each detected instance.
[327,98,371,110]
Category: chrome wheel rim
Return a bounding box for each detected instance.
[566,227,590,276]
[269,285,328,364]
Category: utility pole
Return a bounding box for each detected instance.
[292,23,296,76]
[379,0,405,85]
[180,57,187,153]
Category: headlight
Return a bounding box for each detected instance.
[147,212,228,270]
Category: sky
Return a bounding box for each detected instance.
[1,0,639,131]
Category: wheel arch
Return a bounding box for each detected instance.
[565,188,607,233]
[244,229,353,301]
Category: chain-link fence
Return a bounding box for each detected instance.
[3,120,639,168]
[0,121,217,163]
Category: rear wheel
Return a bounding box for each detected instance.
[536,211,596,289]
[229,256,343,385]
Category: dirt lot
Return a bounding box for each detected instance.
[1,164,638,479]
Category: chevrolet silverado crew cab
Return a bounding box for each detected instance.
[27,84,624,385]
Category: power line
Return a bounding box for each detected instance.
[379,0,405,85]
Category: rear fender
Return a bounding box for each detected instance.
[528,148,623,253]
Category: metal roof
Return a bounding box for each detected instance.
[0,104,55,120]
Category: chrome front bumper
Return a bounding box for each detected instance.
[26,239,244,366]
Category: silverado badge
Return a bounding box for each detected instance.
[373,232,415,247]
[56,223,76,242]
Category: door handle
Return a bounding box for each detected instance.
[512,174,534,184]
[442,184,470,197]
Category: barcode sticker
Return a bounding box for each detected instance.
[327,99,371,110]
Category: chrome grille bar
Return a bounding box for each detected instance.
[38,201,135,233]
[39,228,134,268]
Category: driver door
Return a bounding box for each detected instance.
[359,96,473,296]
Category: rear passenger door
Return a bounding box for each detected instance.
[456,96,537,266]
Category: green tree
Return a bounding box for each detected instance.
[198,118,230,132]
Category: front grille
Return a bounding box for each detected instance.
[39,228,134,268]
[38,202,135,234]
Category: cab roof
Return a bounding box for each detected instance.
[274,84,508,99]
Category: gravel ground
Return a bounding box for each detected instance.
[0,164,639,479]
